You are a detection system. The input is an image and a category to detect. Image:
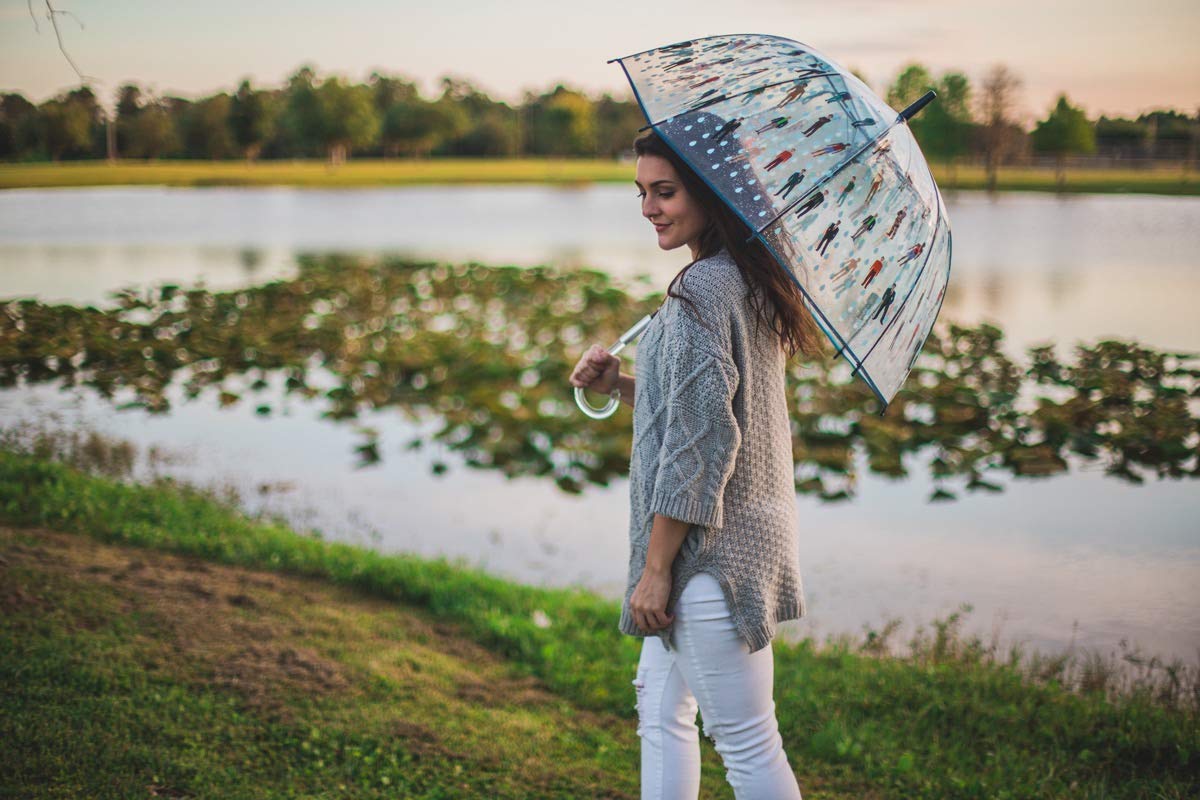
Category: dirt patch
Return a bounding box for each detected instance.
[0,524,641,790]
[0,526,622,719]
[0,526,359,722]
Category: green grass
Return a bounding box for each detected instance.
[1,447,1197,798]
[0,158,1197,195]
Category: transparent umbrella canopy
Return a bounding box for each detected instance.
[575,32,952,419]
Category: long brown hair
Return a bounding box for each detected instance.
[633,128,828,362]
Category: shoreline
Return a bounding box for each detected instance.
[1,158,1198,196]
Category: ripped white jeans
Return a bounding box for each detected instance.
[631,571,802,799]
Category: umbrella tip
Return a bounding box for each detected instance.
[898,90,937,122]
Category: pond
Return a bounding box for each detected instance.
[1,185,1198,665]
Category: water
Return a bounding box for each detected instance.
[2,184,1198,663]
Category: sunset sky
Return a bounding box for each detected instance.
[2,0,1197,122]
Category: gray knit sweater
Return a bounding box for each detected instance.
[619,246,805,654]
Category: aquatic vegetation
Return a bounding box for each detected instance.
[1,254,1196,501]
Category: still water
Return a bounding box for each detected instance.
[1,185,1198,663]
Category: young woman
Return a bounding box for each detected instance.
[569,124,827,798]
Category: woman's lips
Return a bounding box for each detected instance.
[654,223,670,232]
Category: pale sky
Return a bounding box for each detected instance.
[2,0,1198,123]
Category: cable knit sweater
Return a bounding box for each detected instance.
[619,245,805,654]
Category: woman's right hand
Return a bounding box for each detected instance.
[569,345,621,394]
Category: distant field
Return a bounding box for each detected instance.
[1,158,1197,195]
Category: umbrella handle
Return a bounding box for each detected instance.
[573,312,655,420]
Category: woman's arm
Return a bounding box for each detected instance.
[629,512,690,632]
[645,513,689,574]
[616,371,636,408]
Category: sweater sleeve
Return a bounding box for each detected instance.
[648,294,742,530]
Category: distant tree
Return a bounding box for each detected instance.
[886,65,974,171]
[63,85,105,157]
[124,95,179,159]
[978,64,1022,191]
[1032,94,1096,188]
[114,83,143,157]
[278,65,324,159]
[428,77,516,157]
[452,108,518,157]
[594,93,645,159]
[1138,109,1194,160]
[0,93,42,160]
[381,99,434,157]
[368,72,421,114]
[1191,107,1200,172]
[316,77,379,164]
[425,99,471,157]
[886,63,935,111]
[526,85,596,156]
[229,79,280,162]
[1095,116,1146,159]
[38,96,91,160]
[181,93,235,159]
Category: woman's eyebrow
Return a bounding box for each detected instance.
[634,179,675,188]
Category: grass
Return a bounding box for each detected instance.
[1,433,1198,798]
[0,158,1197,195]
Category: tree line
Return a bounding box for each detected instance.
[1,62,1196,176]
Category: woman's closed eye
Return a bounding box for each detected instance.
[636,191,674,199]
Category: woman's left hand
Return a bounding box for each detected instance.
[630,566,674,633]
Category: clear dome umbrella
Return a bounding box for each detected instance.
[575,32,952,419]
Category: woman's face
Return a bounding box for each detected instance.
[635,154,711,260]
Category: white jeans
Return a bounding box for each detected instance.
[631,571,803,799]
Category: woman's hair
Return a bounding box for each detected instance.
[633,128,828,362]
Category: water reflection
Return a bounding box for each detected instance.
[2,254,1196,503]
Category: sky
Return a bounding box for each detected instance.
[2,0,1198,122]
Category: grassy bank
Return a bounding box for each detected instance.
[2,447,1197,798]
[1,158,1197,195]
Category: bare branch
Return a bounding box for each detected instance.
[52,7,85,30]
[29,1,95,84]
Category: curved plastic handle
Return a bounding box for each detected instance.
[574,312,655,420]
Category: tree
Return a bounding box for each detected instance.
[64,85,105,157]
[886,63,934,111]
[315,77,380,164]
[978,64,1022,192]
[594,92,645,159]
[229,79,280,162]
[38,96,91,160]
[0,93,42,160]
[368,72,420,113]
[886,65,974,173]
[525,84,596,156]
[378,92,471,159]
[124,94,179,159]
[430,76,516,157]
[278,65,324,159]
[1032,94,1096,189]
[115,83,143,158]
[179,93,235,159]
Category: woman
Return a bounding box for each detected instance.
[569,123,827,799]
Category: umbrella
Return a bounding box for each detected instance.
[575,32,951,419]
